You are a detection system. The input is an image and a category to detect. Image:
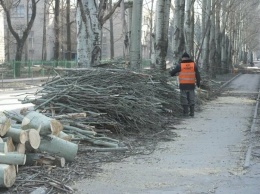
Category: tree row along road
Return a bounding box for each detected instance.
[73,73,260,194]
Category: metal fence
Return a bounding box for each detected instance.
[0,59,152,79]
[0,60,77,79]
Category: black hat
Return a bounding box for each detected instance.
[182,52,190,58]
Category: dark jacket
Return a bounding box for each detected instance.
[169,59,201,90]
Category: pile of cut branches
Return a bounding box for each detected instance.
[22,68,181,134]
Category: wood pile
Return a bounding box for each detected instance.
[0,68,183,191]
[21,68,182,134]
[0,111,80,189]
[1,108,124,192]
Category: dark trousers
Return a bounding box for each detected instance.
[180,90,195,106]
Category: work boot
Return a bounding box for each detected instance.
[182,105,189,117]
[189,105,195,117]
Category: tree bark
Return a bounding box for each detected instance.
[172,0,185,66]
[77,0,102,67]
[26,153,65,167]
[0,153,26,165]
[109,0,115,59]
[184,0,195,55]
[66,0,71,60]
[0,142,7,153]
[38,135,78,162]
[42,0,47,60]
[154,0,171,71]
[129,0,143,70]
[54,0,60,62]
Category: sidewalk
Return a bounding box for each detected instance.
[0,77,48,91]
[72,73,260,194]
[1,76,50,83]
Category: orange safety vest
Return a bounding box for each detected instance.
[178,62,196,84]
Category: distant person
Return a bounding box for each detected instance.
[169,52,201,117]
[250,62,254,67]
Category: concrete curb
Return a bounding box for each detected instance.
[244,88,260,169]
[1,77,49,83]
[219,73,242,89]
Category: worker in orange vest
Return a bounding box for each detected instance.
[169,52,201,117]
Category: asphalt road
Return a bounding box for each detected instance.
[72,73,260,194]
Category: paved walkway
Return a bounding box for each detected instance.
[73,74,260,194]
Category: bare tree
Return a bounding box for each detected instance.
[66,0,71,60]
[109,0,114,59]
[153,0,171,71]
[129,0,143,70]
[76,0,122,67]
[42,0,47,60]
[184,0,195,56]
[172,0,185,66]
[54,0,60,61]
[0,0,37,77]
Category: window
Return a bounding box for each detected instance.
[12,5,25,18]
[28,31,34,49]
[28,4,32,18]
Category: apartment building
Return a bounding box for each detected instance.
[2,1,151,62]
[4,0,77,61]
[102,2,152,61]
[0,9,5,62]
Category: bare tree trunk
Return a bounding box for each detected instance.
[110,0,115,59]
[76,0,102,67]
[6,29,10,61]
[184,0,195,56]
[154,0,171,71]
[202,0,210,74]
[129,0,143,70]
[25,0,29,61]
[209,0,216,78]
[120,0,128,61]
[221,1,228,73]
[66,0,71,60]
[76,0,122,67]
[215,1,221,74]
[54,0,60,62]
[172,0,185,66]
[149,0,154,61]
[0,0,37,77]
[190,2,195,57]
[42,0,47,60]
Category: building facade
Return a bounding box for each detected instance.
[4,0,77,61]
[0,9,5,62]
[2,1,151,63]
